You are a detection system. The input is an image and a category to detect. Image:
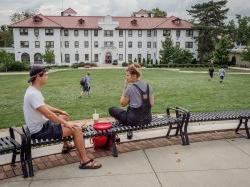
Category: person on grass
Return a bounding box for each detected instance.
[109,64,154,126]
[219,66,225,83]
[79,73,91,98]
[23,66,101,169]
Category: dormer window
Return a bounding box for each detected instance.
[78,18,85,25]
[172,18,181,25]
[131,19,137,26]
[33,15,43,23]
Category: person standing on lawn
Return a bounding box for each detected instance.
[23,66,101,169]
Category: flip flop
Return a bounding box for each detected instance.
[79,159,102,169]
[61,145,75,154]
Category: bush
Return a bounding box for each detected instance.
[71,63,79,68]
[112,60,118,65]
[122,62,128,67]
[0,61,30,72]
[90,63,98,67]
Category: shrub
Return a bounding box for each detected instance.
[112,60,118,65]
[90,63,98,67]
[122,62,128,67]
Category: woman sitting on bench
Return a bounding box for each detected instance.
[109,64,154,126]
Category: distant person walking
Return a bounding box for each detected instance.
[208,66,215,81]
[79,73,91,97]
[219,67,225,83]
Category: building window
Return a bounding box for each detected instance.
[176,30,181,37]
[186,30,193,37]
[75,41,79,48]
[94,54,98,62]
[20,28,28,35]
[94,41,98,48]
[104,41,114,47]
[34,29,39,37]
[65,41,69,48]
[147,54,151,60]
[147,42,151,48]
[35,41,40,48]
[119,30,123,37]
[94,30,98,37]
[84,41,89,48]
[147,30,151,37]
[104,30,113,37]
[138,54,141,61]
[128,54,132,62]
[20,41,29,48]
[176,42,180,47]
[46,41,54,48]
[163,30,171,36]
[185,42,193,48]
[64,29,69,36]
[119,54,123,61]
[65,54,70,63]
[74,30,79,36]
[45,29,54,36]
[153,42,157,48]
[75,53,79,61]
[154,30,157,36]
[128,30,132,37]
[85,54,89,61]
[84,30,88,37]
[128,41,132,48]
[119,41,123,48]
[138,41,142,48]
[138,30,142,37]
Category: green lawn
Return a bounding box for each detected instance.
[0,69,250,129]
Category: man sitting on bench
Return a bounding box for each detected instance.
[23,66,101,169]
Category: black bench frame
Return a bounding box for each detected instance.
[20,106,189,177]
[0,127,28,178]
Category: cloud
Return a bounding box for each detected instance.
[0,0,250,25]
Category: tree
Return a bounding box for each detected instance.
[151,8,167,17]
[10,10,36,23]
[236,16,250,45]
[241,43,250,62]
[0,25,13,47]
[187,0,229,63]
[43,48,55,64]
[225,19,237,43]
[0,50,15,71]
[159,35,175,64]
[213,35,233,66]
[160,35,194,64]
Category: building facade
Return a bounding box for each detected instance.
[9,8,198,65]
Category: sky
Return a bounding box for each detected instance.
[0,0,250,25]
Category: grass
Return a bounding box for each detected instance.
[0,68,250,129]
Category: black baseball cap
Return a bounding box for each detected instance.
[28,66,47,83]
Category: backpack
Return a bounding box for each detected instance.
[80,78,86,86]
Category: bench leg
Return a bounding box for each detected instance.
[111,134,118,157]
[166,124,172,138]
[235,118,243,134]
[127,131,133,139]
[20,146,28,178]
[178,123,186,145]
[183,122,190,145]
[11,149,17,166]
[244,119,250,139]
[25,141,34,177]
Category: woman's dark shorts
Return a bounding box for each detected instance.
[83,85,90,92]
[31,120,63,140]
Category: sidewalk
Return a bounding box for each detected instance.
[1,137,250,187]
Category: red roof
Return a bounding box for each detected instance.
[62,8,77,14]
[9,14,193,29]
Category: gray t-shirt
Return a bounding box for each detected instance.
[23,86,48,134]
[219,68,225,77]
[84,75,91,86]
[123,80,153,108]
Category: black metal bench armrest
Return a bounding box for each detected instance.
[9,126,26,144]
[166,106,190,118]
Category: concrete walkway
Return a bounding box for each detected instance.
[1,138,250,187]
